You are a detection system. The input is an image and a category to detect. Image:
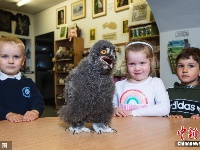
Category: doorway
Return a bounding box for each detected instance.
[35,32,55,107]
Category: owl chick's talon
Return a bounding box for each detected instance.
[98,130,102,134]
[92,123,115,133]
[112,128,117,133]
[68,126,91,134]
[73,130,76,135]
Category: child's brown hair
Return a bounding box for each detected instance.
[176,47,200,67]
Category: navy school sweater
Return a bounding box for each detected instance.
[0,78,45,120]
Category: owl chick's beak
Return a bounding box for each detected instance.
[100,56,114,68]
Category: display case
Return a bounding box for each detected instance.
[54,37,84,109]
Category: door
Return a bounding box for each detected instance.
[35,32,55,106]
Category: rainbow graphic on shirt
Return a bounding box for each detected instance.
[120,89,148,111]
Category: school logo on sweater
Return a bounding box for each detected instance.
[120,89,148,111]
[22,87,30,98]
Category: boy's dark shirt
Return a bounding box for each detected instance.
[167,82,200,118]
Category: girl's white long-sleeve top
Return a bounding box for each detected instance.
[112,77,170,116]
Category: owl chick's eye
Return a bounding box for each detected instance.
[101,49,107,55]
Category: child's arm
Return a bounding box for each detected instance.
[112,81,132,117]
[114,107,131,117]
[6,112,23,123]
[190,114,200,119]
[169,115,183,118]
[0,106,23,122]
[169,114,199,119]
[29,80,45,117]
[22,110,39,122]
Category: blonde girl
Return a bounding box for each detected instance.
[113,40,170,117]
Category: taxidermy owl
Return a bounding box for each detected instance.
[58,40,117,134]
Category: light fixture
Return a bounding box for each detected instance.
[16,0,31,7]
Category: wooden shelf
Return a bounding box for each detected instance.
[130,34,159,41]
[56,84,65,86]
[55,71,69,74]
[55,58,73,62]
[54,37,84,109]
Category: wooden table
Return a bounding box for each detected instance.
[0,117,199,150]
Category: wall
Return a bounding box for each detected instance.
[34,0,129,48]
[5,0,199,88]
[160,27,200,88]
[34,0,130,75]
[147,0,200,88]
[0,9,35,81]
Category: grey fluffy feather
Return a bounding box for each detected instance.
[58,40,117,133]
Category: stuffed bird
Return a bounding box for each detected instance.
[58,40,117,134]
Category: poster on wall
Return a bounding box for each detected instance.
[102,32,117,40]
[15,13,30,36]
[0,9,15,33]
[128,0,151,26]
[89,28,96,41]
[168,40,188,74]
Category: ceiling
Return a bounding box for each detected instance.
[0,0,67,15]
[147,0,200,32]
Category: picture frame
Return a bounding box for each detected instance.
[71,0,86,21]
[56,6,66,29]
[92,0,107,18]
[59,25,67,39]
[128,1,151,26]
[114,0,131,12]
[89,28,96,41]
[122,19,129,35]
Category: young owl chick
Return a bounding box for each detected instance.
[58,40,117,134]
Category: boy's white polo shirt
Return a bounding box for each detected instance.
[0,71,21,80]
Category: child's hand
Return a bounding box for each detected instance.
[6,112,23,123]
[169,115,183,118]
[23,110,39,122]
[114,107,132,117]
[190,114,200,119]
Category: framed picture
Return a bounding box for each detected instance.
[122,19,129,35]
[59,25,67,39]
[71,0,86,21]
[92,0,107,18]
[56,6,66,28]
[89,28,96,41]
[128,1,151,26]
[114,0,131,12]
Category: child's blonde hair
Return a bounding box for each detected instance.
[0,36,26,55]
[125,39,155,78]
